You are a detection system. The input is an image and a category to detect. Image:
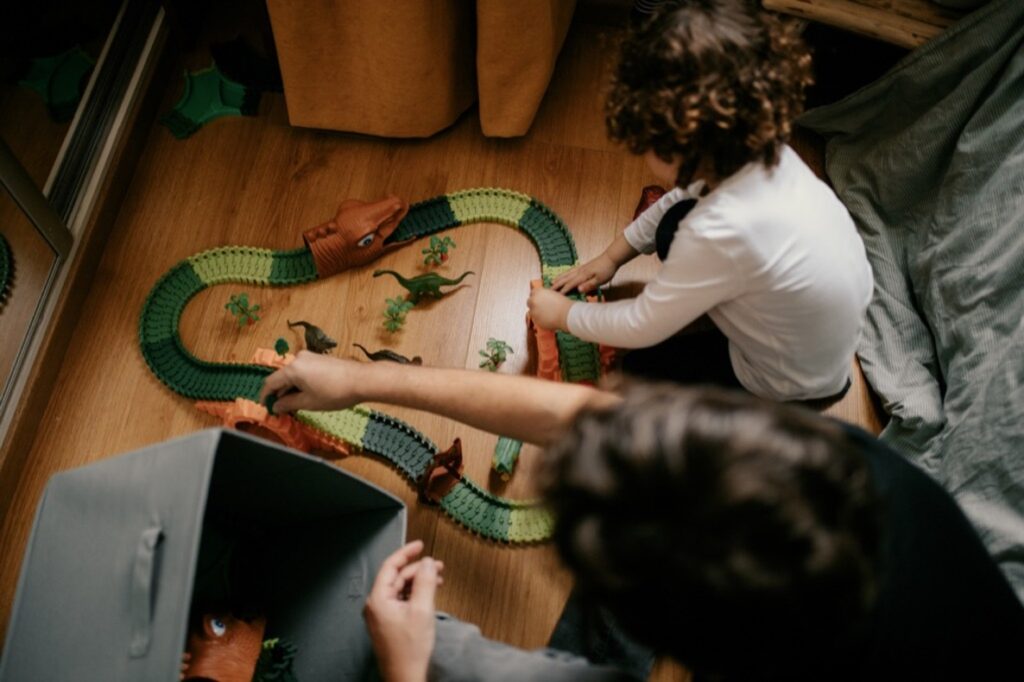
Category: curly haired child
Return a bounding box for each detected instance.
[528,0,872,402]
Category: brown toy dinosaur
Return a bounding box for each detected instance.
[303,197,411,277]
[353,343,422,365]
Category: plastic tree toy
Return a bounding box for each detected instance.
[287,320,337,354]
[383,297,414,333]
[274,338,290,356]
[479,338,513,372]
[225,293,261,326]
[422,235,456,266]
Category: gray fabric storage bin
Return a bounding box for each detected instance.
[1,428,405,681]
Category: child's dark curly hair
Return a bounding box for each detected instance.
[606,0,813,185]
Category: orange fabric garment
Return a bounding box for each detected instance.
[266,0,577,137]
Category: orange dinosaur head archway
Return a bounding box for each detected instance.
[303,196,411,277]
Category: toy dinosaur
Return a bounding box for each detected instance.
[185,613,266,682]
[373,269,474,304]
[303,197,410,278]
[353,343,422,365]
[287,320,337,354]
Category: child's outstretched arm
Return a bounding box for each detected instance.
[259,352,619,446]
[552,185,694,295]
[552,232,639,295]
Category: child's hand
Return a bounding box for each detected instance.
[259,351,368,413]
[528,288,574,332]
[364,541,444,682]
[552,253,618,294]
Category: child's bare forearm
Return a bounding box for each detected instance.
[357,363,619,445]
[604,232,640,267]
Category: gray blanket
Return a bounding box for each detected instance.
[800,0,1024,601]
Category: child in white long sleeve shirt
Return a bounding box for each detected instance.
[527,0,872,402]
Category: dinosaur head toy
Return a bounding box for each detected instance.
[184,613,267,681]
[303,197,410,277]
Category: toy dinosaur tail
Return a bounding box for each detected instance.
[446,271,475,285]
[287,320,310,329]
[353,343,372,359]
[372,269,402,281]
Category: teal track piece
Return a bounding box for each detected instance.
[362,412,436,480]
[492,436,522,478]
[160,64,258,139]
[18,47,94,122]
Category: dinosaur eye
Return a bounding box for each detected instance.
[357,233,375,248]
[210,617,227,637]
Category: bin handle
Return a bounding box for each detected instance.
[129,525,164,658]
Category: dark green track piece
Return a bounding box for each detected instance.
[160,64,259,139]
[18,47,94,122]
[518,202,578,266]
[269,248,319,284]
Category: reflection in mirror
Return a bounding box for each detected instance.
[0,185,57,400]
[0,1,122,187]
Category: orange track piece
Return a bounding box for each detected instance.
[195,397,313,452]
[529,280,563,382]
[252,348,295,368]
[193,348,351,459]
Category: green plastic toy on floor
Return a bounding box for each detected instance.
[373,269,474,304]
[139,188,603,543]
[160,63,259,139]
[18,47,94,122]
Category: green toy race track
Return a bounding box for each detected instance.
[140,188,602,543]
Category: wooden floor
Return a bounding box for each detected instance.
[0,19,881,680]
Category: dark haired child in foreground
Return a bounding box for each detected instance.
[528,0,872,401]
[262,354,1024,681]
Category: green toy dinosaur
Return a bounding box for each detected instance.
[373,269,474,304]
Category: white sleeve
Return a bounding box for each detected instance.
[567,210,745,349]
[622,181,706,255]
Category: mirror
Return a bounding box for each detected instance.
[0,184,58,403]
[0,0,122,417]
[0,1,122,187]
